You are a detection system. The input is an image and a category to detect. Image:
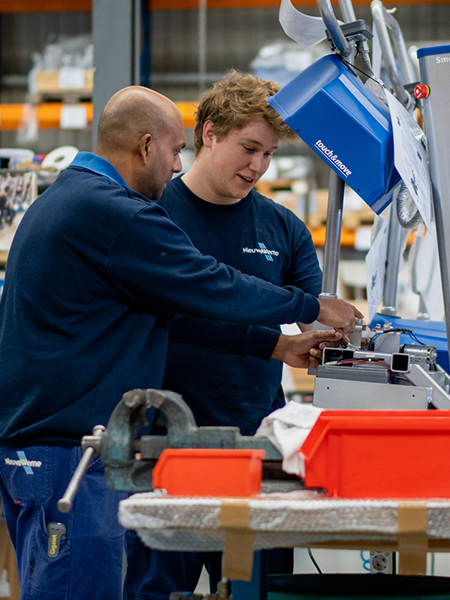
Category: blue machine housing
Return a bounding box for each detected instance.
[370,314,449,373]
[417,43,450,59]
[268,53,402,214]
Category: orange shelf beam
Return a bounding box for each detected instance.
[309,226,415,247]
[0,102,197,130]
[150,0,450,7]
[0,103,92,130]
[176,102,198,128]
[0,0,92,11]
[309,226,356,247]
[39,103,93,129]
[0,0,445,11]
[0,104,24,129]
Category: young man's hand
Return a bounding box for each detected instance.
[272,329,343,369]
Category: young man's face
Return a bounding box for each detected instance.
[205,117,279,202]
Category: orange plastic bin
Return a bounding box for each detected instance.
[299,410,450,499]
[152,448,265,497]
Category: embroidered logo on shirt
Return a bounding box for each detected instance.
[243,242,279,261]
[4,451,42,474]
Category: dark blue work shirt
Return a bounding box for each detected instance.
[160,177,322,435]
[0,153,320,445]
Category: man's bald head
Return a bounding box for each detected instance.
[95,86,182,156]
[94,86,186,199]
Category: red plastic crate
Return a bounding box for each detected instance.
[299,410,450,498]
[152,448,265,497]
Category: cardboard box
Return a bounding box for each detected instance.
[34,68,94,94]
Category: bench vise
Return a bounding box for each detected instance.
[58,388,292,512]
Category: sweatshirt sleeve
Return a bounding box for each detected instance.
[168,315,281,361]
[106,202,321,326]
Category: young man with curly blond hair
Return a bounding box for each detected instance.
[124,71,361,600]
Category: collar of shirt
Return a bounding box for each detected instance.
[69,152,127,187]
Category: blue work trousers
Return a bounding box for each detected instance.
[0,444,126,600]
[124,531,293,600]
[125,531,222,600]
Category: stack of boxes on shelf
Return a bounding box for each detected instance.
[30,68,93,106]
[28,35,93,103]
[255,177,375,244]
[24,35,94,132]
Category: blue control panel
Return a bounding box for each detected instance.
[268,53,401,214]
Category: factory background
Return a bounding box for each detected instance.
[0,1,449,154]
[0,0,449,595]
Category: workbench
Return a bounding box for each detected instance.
[119,487,450,599]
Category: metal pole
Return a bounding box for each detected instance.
[370,0,410,107]
[320,170,345,298]
[318,0,355,299]
[133,0,142,86]
[339,0,357,24]
[92,0,134,149]
[371,0,416,87]
[380,199,402,315]
[369,0,418,317]
[317,0,352,57]
[141,0,152,89]
[198,0,207,94]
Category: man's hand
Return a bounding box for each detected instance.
[317,298,365,334]
[272,329,343,370]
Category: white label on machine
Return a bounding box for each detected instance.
[386,91,432,231]
[365,206,391,322]
[279,0,327,49]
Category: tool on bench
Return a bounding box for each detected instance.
[58,388,302,512]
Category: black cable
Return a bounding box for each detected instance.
[368,328,419,350]
[307,548,323,574]
[339,55,387,91]
[408,331,426,345]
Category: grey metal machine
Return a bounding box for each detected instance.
[370,0,423,318]
[313,323,450,410]
[416,45,450,349]
[296,0,450,413]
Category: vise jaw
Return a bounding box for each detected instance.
[100,388,282,493]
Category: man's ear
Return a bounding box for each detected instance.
[202,121,215,149]
[139,133,152,163]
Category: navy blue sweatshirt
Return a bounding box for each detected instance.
[160,177,322,435]
[0,153,320,445]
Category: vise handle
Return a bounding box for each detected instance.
[57,425,105,513]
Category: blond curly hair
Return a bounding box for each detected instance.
[193,69,298,155]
